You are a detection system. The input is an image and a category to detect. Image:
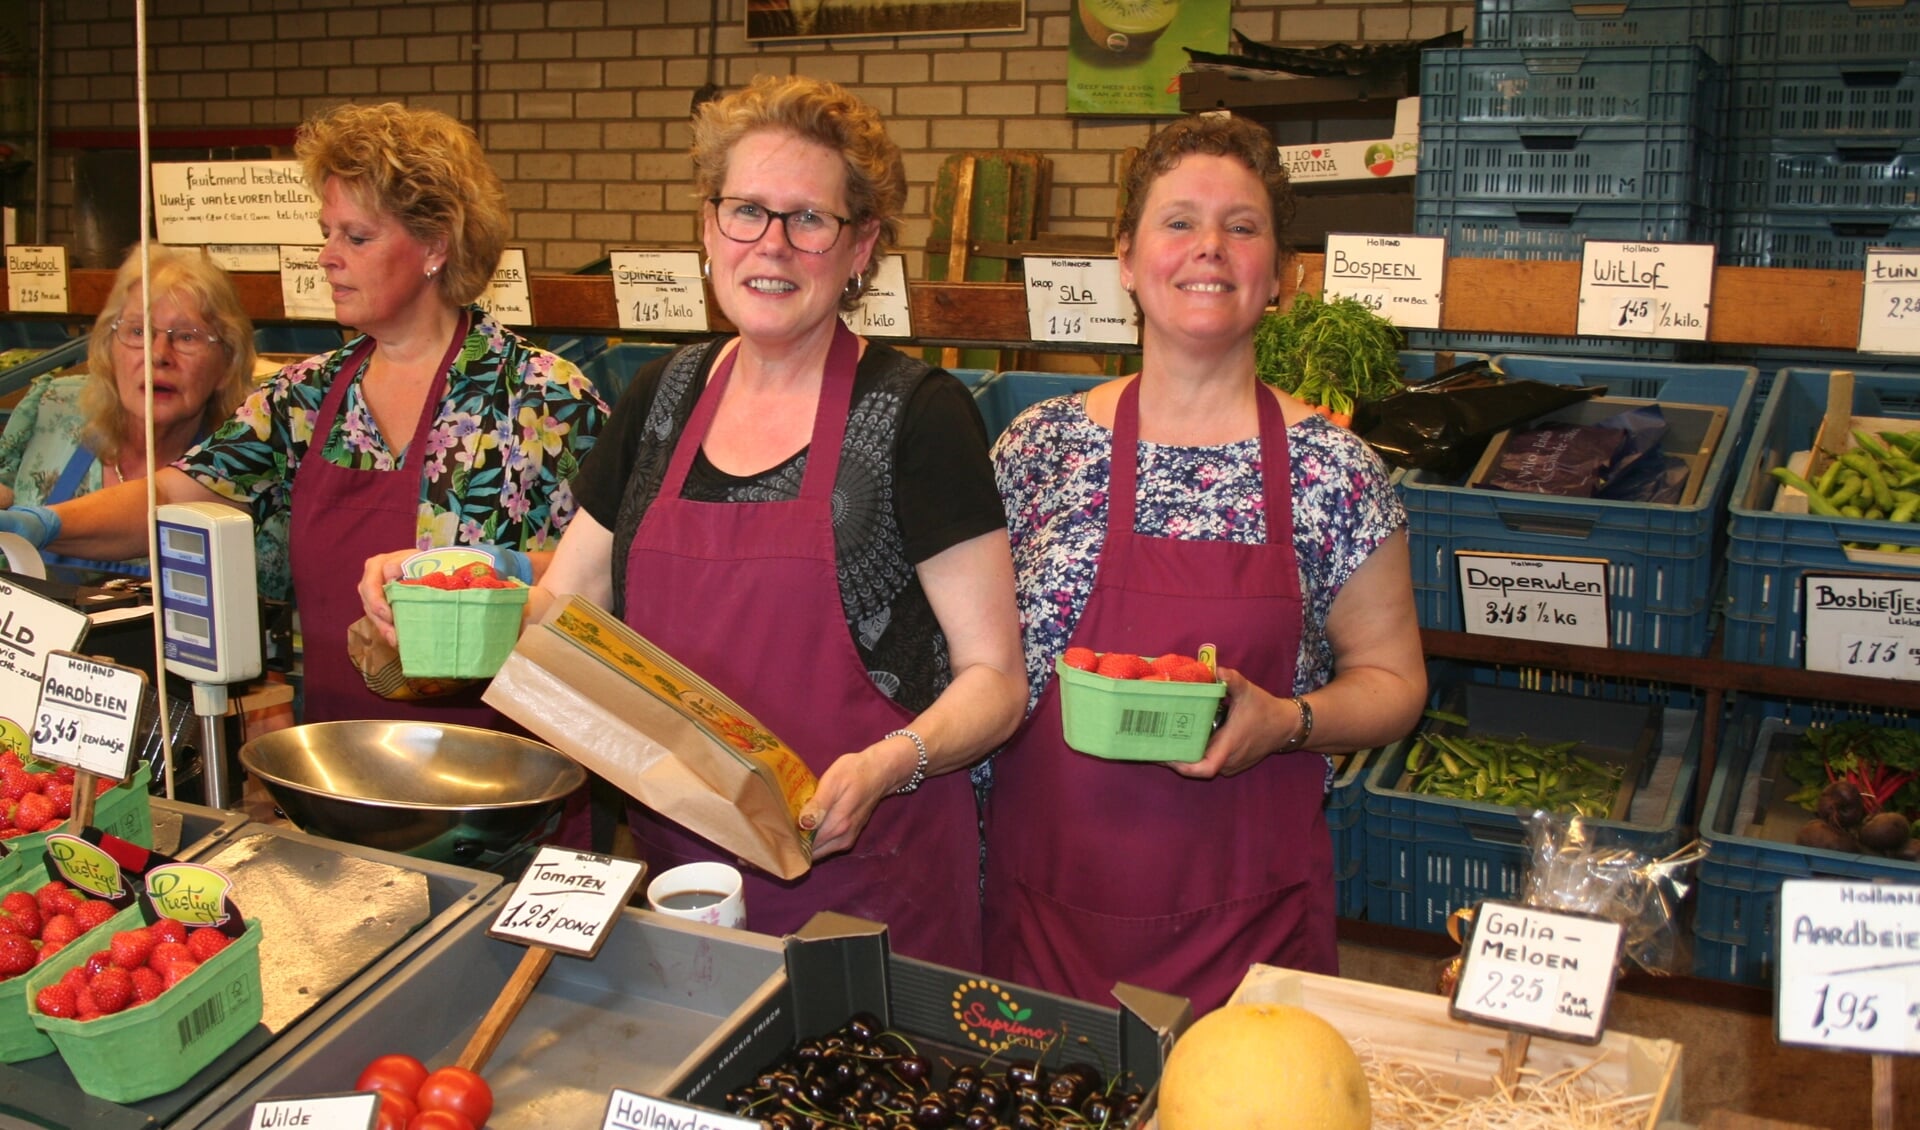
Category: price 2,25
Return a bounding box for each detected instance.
[1474,969,1546,1011]
[1886,295,1920,320]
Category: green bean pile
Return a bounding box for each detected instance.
[1771,428,1920,553]
[1401,714,1627,818]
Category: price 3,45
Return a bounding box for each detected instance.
[1484,601,1578,626]
[33,713,79,746]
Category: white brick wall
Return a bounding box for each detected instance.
[38,0,1473,272]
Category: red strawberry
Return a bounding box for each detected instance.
[35,982,78,1019]
[1062,647,1100,672]
[1093,652,1152,680]
[0,891,38,936]
[36,883,80,919]
[1169,661,1216,683]
[186,928,232,962]
[0,750,19,771]
[83,949,114,979]
[13,792,57,833]
[71,900,115,932]
[73,984,98,1020]
[89,967,133,1014]
[0,828,24,840]
[160,958,200,988]
[52,765,76,785]
[0,933,34,976]
[0,768,33,800]
[1148,653,1194,676]
[128,965,164,1004]
[60,966,89,994]
[35,940,63,964]
[39,914,80,948]
[149,941,193,971]
[44,781,74,818]
[0,911,29,938]
[109,928,155,970]
[151,918,188,947]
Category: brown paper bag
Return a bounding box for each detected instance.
[483,595,816,880]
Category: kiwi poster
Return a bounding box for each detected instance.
[1068,0,1230,116]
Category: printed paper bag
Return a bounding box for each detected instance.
[484,595,815,879]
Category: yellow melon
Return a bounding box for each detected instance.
[1157,1002,1369,1130]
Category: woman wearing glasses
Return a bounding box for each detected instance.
[531,74,1026,966]
[0,247,256,581]
[1,102,607,727]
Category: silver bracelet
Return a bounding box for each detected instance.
[1280,695,1314,752]
[886,728,929,794]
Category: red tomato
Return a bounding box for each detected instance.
[406,1111,476,1130]
[416,1066,493,1127]
[373,1091,419,1130]
[356,1053,430,1099]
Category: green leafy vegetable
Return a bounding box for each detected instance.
[1783,721,1920,819]
[1252,293,1407,419]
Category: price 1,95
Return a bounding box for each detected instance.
[1783,977,1917,1054]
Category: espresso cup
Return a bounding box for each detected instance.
[645,861,746,929]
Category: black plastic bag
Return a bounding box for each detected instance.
[1353,360,1606,477]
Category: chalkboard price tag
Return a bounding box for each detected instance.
[1449,901,1625,1043]
[249,1092,378,1130]
[1776,879,1920,1055]
[603,1088,760,1130]
[32,651,145,780]
[487,846,646,958]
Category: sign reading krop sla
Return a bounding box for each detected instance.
[1456,552,1610,649]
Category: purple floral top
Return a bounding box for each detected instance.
[991,392,1406,712]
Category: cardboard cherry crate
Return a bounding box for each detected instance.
[189,901,1187,1130]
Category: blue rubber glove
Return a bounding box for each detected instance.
[476,543,533,585]
[0,505,60,549]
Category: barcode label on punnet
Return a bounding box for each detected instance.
[1119,710,1167,736]
[178,993,226,1049]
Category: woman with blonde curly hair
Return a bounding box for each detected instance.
[3,102,607,727]
[0,246,254,579]
[534,74,1026,967]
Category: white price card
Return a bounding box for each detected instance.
[249,1092,379,1130]
[1022,256,1137,345]
[32,652,145,780]
[278,246,333,320]
[1800,574,1920,682]
[0,578,91,752]
[1577,241,1714,341]
[844,253,912,338]
[487,846,647,958]
[153,161,321,246]
[1776,879,1920,1054]
[205,245,280,273]
[478,248,534,327]
[603,1088,760,1130]
[1450,901,1625,1043]
[1860,248,1920,356]
[611,250,708,332]
[6,245,68,313]
[1322,233,1446,329]
[1456,552,1611,649]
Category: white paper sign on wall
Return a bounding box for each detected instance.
[278,246,332,321]
[1022,257,1137,345]
[6,245,68,313]
[154,162,321,246]
[1776,879,1920,1055]
[1576,241,1714,341]
[478,248,534,327]
[1859,248,1920,356]
[1322,233,1446,329]
[1800,573,1920,682]
[610,250,708,333]
[844,254,912,338]
[1456,552,1611,649]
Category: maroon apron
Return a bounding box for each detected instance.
[620,325,981,968]
[982,379,1337,1014]
[289,316,497,728]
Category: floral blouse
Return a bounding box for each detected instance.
[177,309,607,600]
[0,374,103,508]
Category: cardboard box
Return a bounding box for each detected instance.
[1468,396,1729,508]
[1275,97,1419,185]
[485,595,817,880]
[1228,964,1681,1130]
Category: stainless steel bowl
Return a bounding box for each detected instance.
[238,721,587,867]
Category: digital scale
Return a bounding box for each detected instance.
[155,502,261,807]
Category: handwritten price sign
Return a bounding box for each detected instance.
[1450,901,1624,1043]
[1022,257,1136,346]
[488,847,646,958]
[1577,241,1713,342]
[1860,249,1920,356]
[1801,574,1920,683]
[1456,553,1610,649]
[611,250,707,333]
[1776,879,1920,1054]
[6,245,69,313]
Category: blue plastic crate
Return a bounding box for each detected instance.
[253,325,346,356]
[971,371,1109,441]
[1363,666,1701,933]
[1475,0,1734,59]
[1417,120,1717,208]
[1721,136,1920,214]
[948,367,994,391]
[1421,46,1720,127]
[1722,368,1920,668]
[578,341,679,404]
[1694,697,1920,985]
[1718,208,1920,268]
[1728,59,1920,141]
[1328,748,1374,920]
[1407,330,1700,361]
[1399,354,1756,654]
[1733,0,1920,65]
[1416,197,1714,260]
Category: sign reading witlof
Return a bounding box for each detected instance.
[1576,241,1714,342]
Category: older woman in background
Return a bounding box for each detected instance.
[0,247,255,580]
[984,115,1427,1013]
[529,74,1026,968]
[1,102,607,726]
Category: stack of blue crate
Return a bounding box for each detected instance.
[1421,1,1730,358]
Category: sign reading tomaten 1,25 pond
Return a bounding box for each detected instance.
[488,846,647,958]
[610,250,708,333]
[153,162,322,246]
[1450,901,1625,1043]
[1022,257,1136,346]
[1456,552,1610,649]
[1322,233,1446,329]
[32,652,145,780]
[1776,879,1920,1055]
[1576,241,1714,342]
[1800,573,1920,683]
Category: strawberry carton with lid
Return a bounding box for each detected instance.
[1055,647,1227,763]
[385,547,532,680]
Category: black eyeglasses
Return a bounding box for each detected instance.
[112,319,228,357]
[709,196,851,254]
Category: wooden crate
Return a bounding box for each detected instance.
[1228,965,1681,1130]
